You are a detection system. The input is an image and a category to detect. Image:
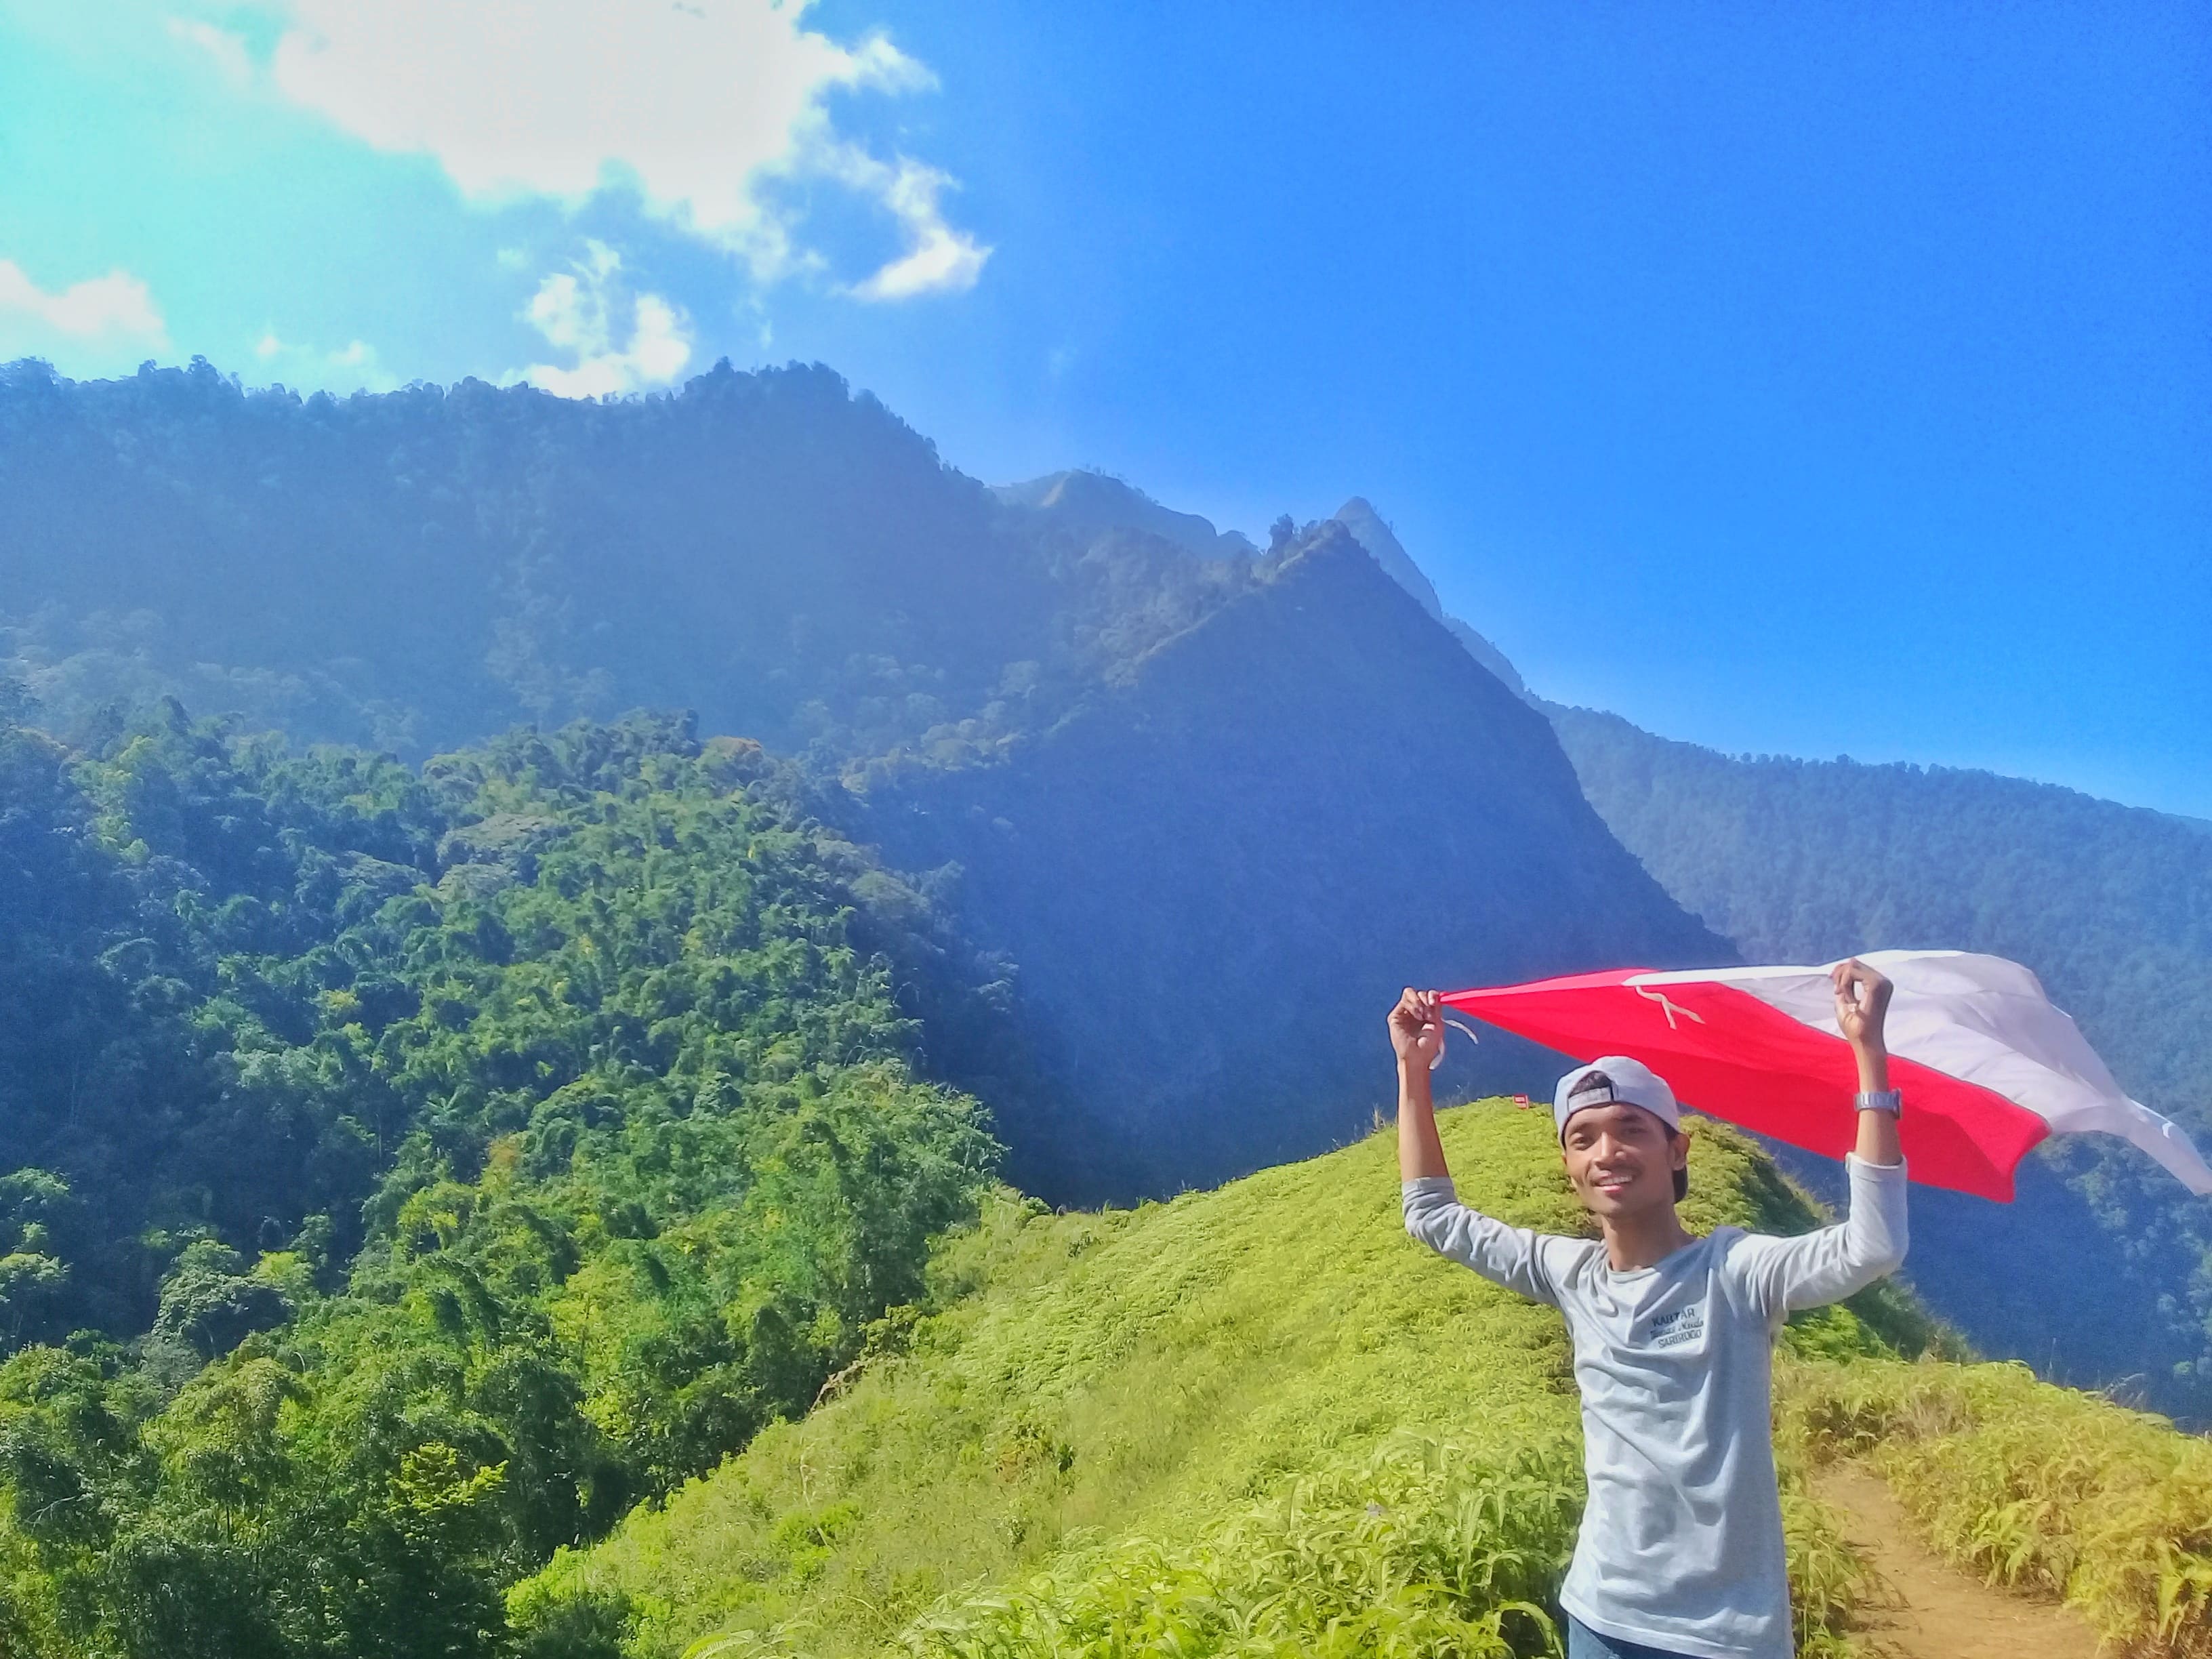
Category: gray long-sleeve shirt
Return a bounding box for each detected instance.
[1403,1153,1908,1659]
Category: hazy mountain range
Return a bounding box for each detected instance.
[4,353,2210,1418]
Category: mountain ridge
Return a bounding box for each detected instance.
[994,468,1258,558]
[1329,495,1528,698]
[852,523,1728,1199]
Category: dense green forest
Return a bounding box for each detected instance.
[1550,703,2212,1420]
[0,700,1002,1654]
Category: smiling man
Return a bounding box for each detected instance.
[1391,960,1907,1659]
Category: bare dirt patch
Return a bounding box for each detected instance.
[1813,1462,2102,1659]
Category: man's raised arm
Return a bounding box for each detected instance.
[1393,987,1451,1181]
[1393,989,1563,1306]
[1729,958,1910,1321]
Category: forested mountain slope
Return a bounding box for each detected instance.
[0,358,1222,764]
[0,358,1725,1210]
[0,709,1003,1654]
[1549,703,2212,1418]
[860,528,1725,1198]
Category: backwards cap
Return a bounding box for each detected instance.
[1553,1055,1681,1139]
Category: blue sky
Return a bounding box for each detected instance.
[3,1,2207,815]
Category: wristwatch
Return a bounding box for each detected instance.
[1854,1088,1903,1116]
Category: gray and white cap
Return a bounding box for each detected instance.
[1553,1055,1681,1139]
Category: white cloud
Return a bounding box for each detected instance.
[253,329,283,359]
[842,157,989,302]
[514,241,693,398]
[0,260,169,346]
[205,0,988,299]
[166,15,252,85]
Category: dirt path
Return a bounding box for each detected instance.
[1812,1463,2102,1659]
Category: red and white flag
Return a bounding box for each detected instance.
[1439,949,2211,1203]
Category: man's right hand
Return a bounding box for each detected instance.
[1393,988,1452,1179]
[1390,987,1444,1071]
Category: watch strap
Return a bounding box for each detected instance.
[1854,1088,1903,1116]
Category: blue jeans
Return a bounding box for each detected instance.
[1565,1612,1700,1659]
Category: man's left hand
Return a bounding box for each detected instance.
[1830,958,1893,1052]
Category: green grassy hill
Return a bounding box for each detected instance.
[513,1101,1932,1658]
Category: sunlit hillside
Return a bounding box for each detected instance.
[513,1101,1935,1658]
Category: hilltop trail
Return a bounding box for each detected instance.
[1814,1463,2099,1658]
